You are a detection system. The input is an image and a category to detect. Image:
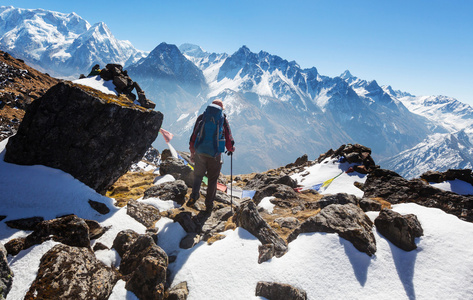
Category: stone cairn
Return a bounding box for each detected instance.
[81,64,155,109]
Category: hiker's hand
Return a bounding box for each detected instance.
[190,152,195,162]
[225,150,233,156]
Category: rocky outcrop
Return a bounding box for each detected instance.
[144,180,188,205]
[317,144,377,174]
[255,281,307,300]
[363,168,473,222]
[421,169,473,185]
[234,199,288,262]
[126,199,161,228]
[375,209,423,251]
[4,81,163,194]
[24,244,118,300]
[159,158,195,187]
[246,173,298,190]
[118,234,168,300]
[288,204,376,256]
[317,193,359,209]
[0,243,13,299]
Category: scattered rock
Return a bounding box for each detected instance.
[24,215,91,250]
[179,233,201,249]
[258,244,275,264]
[24,244,118,300]
[93,242,109,252]
[119,235,168,300]
[4,238,25,256]
[274,217,300,229]
[4,81,163,194]
[85,219,107,240]
[253,184,298,205]
[288,204,376,256]
[144,180,188,205]
[88,199,110,215]
[317,193,359,209]
[246,174,297,190]
[0,243,14,299]
[174,211,201,234]
[375,209,423,251]
[234,199,288,261]
[166,281,189,300]
[112,229,140,257]
[5,216,44,230]
[159,157,195,187]
[363,168,473,222]
[359,198,382,212]
[255,281,307,300]
[127,199,161,228]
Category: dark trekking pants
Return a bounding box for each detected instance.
[191,153,222,209]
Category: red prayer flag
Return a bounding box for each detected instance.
[217,182,227,192]
[159,128,174,144]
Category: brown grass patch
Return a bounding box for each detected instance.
[106,171,156,207]
[370,197,392,209]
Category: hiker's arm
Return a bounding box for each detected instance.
[224,117,235,152]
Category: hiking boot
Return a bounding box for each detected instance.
[186,196,198,208]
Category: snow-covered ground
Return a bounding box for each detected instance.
[1,138,473,299]
[72,75,118,95]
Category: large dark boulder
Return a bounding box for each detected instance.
[375,209,423,251]
[4,81,162,194]
[0,243,13,299]
[363,168,473,222]
[24,244,118,300]
[288,204,376,256]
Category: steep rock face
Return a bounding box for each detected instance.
[4,81,163,193]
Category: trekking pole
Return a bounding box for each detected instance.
[230,152,233,214]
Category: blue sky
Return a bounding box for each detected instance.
[3,0,473,104]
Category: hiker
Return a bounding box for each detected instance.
[87,64,101,77]
[188,99,235,212]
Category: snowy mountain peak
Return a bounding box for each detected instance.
[0,6,144,78]
[179,43,207,58]
[340,70,355,80]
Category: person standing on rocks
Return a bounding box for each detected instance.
[188,99,235,212]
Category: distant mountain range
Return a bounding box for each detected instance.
[0,6,146,78]
[2,5,472,176]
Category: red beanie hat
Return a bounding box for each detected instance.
[212,99,224,110]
